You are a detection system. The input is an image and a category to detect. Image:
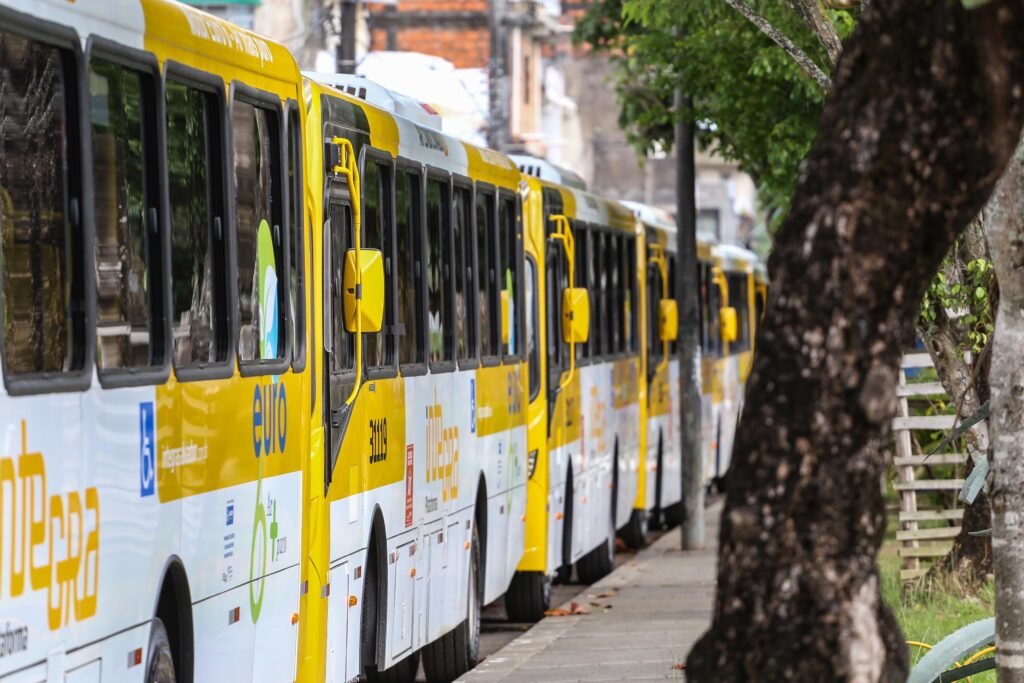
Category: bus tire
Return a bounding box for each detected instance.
[146,617,176,683]
[662,501,683,529]
[504,571,552,623]
[368,652,420,683]
[423,524,481,682]
[554,469,574,584]
[577,495,615,585]
[619,508,647,550]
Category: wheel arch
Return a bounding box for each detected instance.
[153,555,194,683]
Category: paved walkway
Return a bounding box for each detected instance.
[461,505,720,682]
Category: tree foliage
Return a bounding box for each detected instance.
[574,0,857,220]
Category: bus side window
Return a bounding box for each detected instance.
[647,260,663,375]
[363,157,395,370]
[396,167,425,367]
[453,184,476,363]
[625,235,637,354]
[287,107,306,371]
[90,58,165,376]
[593,229,606,358]
[607,233,621,354]
[667,254,678,356]
[476,187,498,360]
[0,32,87,381]
[526,256,540,399]
[233,97,286,366]
[166,80,229,371]
[574,223,588,360]
[727,273,750,353]
[499,191,520,360]
[328,200,354,374]
[427,176,452,365]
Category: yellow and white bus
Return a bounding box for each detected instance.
[504,158,643,619]
[0,2,532,682]
[700,243,758,489]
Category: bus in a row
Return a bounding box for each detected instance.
[0,1,762,681]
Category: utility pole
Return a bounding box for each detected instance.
[336,0,357,74]
[487,0,509,150]
[676,86,705,549]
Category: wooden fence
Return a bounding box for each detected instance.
[893,352,965,581]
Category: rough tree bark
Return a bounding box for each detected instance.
[986,139,1024,682]
[785,0,842,68]
[684,1,1024,681]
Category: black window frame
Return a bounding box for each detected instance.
[589,225,605,361]
[229,82,291,377]
[452,175,479,370]
[476,181,501,367]
[525,253,541,402]
[361,146,399,381]
[164,62,234,382]
[573,222,591,365]
[426,166,455,373]
[395,157,428,376]
[624,233,638,356]
[86,37,172,388]
[286,100,306,373]
[498,188,524,365]
[0,9,93,396]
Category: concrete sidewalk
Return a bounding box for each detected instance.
[461,505,720,682]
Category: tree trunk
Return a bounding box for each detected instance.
[921,220,994,580]
[985,139,1024,682]
[684,1,1024,681]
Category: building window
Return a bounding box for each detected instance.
[697,208,720,240]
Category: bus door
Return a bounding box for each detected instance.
[324,180,355,484]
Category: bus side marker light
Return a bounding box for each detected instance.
[322,584,331,598]
[292,613,300,625]
[410,568,417,577]
[521,514,527,522]
[349,595,358,607]
[127,648,143,668]
[464,542,471,550]
[355,566,362,579]
[555,512,564,521]
[229,607,241,624]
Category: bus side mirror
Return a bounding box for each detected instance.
[343,248,385,333]
[562,287,590,344]
[720,306,738,343]
[501,290,511,345]
[659,299,678,342]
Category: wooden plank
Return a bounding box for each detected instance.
[898,509,964,522]
[897,527,961,541]
[899,544,953,558]
[893,479,966,491]
[901,353,935,369]
[897,382,946,397]
[893,415,956,431]
[901,569,929,581]
[893,454,968,466]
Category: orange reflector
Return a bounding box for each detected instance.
[127,648,143,668]
[521,514,527,522]
[349,595,358,607]
[464,541,471,550]
[582,496,588,504]
[291,613,299,625]
[228,606,240,625]
[555,512,564,521]
[410,568,417,577]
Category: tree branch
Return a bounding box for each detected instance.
[722,0,832,91]
[786,0,842,68]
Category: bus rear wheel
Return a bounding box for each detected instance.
[577,508,615,585]
[423,524,481,682]
[146,617,175,683]
[619,508,647,550]
[504,571,552,622]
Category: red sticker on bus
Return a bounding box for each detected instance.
[405,445,414,527]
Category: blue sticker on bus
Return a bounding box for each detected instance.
[139,401,156,497]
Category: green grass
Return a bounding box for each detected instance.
[879,555,995,679]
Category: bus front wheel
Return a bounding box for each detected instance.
[504,571,552,623]
[146,618,175,683]
[423,523,482,681]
